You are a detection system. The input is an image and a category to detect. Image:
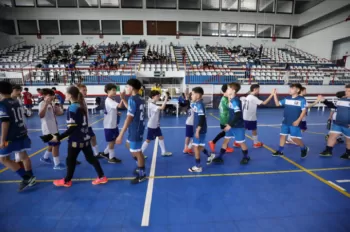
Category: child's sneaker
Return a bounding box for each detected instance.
[162,152,172,157]
[53,178,72,187]
[188,166,202,173]
[53,163,66,170]
[226,147,234,153]
[253,142,264,148]
[92,176,108,185]
[40,157,52,164]
[233,142,241,148]
[206,153,216,165]
[183,148,193,155]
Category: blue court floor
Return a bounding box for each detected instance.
[0,108,350,232]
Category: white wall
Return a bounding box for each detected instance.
[296,22,350,60]
[0,32,12,49]
[331,37,350,60]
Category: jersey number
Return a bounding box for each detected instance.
[140,104,144,120]
[11,108,23,123]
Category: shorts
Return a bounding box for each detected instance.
[244,120,257,131]
[192,134,206,147]
[59,99,65,105]
[330,123,350,139]
[147,127,162,141]
[104,127,119,142]
[280,124,302,139]
[186,125,194,138]
[0,136,31,157]
[25,104,33,108]
[299,121,307,131]
[225,128,246,143]
[88,127,96,137]
[48,133,61,146]
[128,140,142,152]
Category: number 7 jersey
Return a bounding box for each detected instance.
[127,94,145,142]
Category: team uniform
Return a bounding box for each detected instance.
[22,91,33,109]
[103,97,119,142]
[146,102,162,140]
[54,90,66,105]
[225,97,245,143]
[219,96,229,130]
[186,107,194,138]
[299,101,308,131]
[191,100,207,146]
[39,101,60,147]
[242,95,261,131]
[127,94,145,152]
[330,98,350,139]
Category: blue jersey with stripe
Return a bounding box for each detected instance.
[127,94,145,142]
[192,99,207,134]
[279,96,306,126]
[66,103,90,143]
[228,97,244,128]
[335,98,350,127]
[0,98,27,141]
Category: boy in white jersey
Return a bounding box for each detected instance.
[235,84,275,148]
[184,93,194,154]
[38,88,66,170]
[141,90,172,156]
[102,83,123,163]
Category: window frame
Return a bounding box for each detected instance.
[100,0,120,8]
[240,0,258,12]
[0,19,16,35]
[178,21,201,36]
[258,0,275,13]
[121,0,143,8]
[101,20,121,35]
[276,0,294,14]
[57,0,78,8]
[178,0,200,10]
[36,0,56,7]
[202,0,220,11]
[257,24,274,38]
[275,24,291,39]
[81,20,100,35]
[239,23,256,38]
[146,0,176,9]
[14,0,35,7]
[39,20,59,35]
[78,0,98,8]
[220,22,238,37]
[202,22,220,37]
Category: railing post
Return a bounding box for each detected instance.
[306,71,308,85]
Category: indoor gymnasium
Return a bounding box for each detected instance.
[0,0,350,231]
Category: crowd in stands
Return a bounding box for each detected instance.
[142,49,172,64]
[73,41,96,57]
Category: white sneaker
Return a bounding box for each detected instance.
[206,153,216,165]
[162,152,172,156]
[188,166,202,173]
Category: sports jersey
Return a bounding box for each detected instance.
[39,101,58,135]
[54,90,65,102]
[334,98,350,127]
[228,96,244,128]
[147,102,160,129]
[279,96,306,126]
[242,94,263,121]
[127,94,145,142]
[219,96,229,125]
[331,108,337,121]
[22,92,32,105]
[301,101,308,122]
[192,99,207,134]
[104,97,119,129]
[0,98,28,141]
[186,107,194,126]
[66,103,90,143]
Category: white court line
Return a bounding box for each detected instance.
[141,137,159,227]
[328,181,346,191]
[336,180,350,183]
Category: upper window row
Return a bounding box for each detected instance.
[1,0,293,13]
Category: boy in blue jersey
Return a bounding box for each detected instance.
[320,84,350,159]
[0,81,36,192]
[273,84,309,158]
[116,79,146,184]
[213,82,250,164]
[188,87,215,173]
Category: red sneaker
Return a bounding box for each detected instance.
[183,148,193,155]
[208,141,215,152]
[92,176,108,185]
[233,142,241,148]
[53,178,72,187]
[253,142,264,148]
[226,147,234,153]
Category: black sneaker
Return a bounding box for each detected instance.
[301,147,309,159]
[272,151,284,157]
[133,168,139,175]
[18,176,36,192]
[212,157,224,164]
[340,153,350,160]
[99,153,109,160]
[131,175,147,184]
[337,138,345,144]
[108,157,122,164]
[320,150,332,157]
[240,156,250,165]
[96,152,105,159]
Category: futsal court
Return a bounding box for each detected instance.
[0,108,349,232]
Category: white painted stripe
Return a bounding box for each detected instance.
[328,181,346,191]
[336,180,350,183]
[141,137,158,227]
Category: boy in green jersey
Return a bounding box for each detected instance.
[209,84,234,153]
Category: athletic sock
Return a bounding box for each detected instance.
[242,150,249,158]
[16,168,26,179]
[26,170,33,177]
[188,140,193,149]
[252,135,258,144]
[278,146,284,152]
[218,148,226,158]
[53,157,60,166]
[108,149,115,159]
[92,145,99,156]
[44,150,51,159]
[326,146,333,153]
[195,158,201,167]
[202,148,210,157]
[159,139,166,154]
[212,131,225,144]
[138,166,146,176]
[104,146,109,154]
[141,141,149,153]
[15,153,21,162]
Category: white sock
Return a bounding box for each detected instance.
[104,146,109,154]
[108,149,115,159]
[159,139,166,154]
[188,140,193,149]
[92,145,99,156]
[142,141,149,153]
[53,156,60,166]
[44,151,51,159]
[15,152,21,162]
[253,135,258,144]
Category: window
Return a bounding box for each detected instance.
[37,0,56,7]
[81,20,100,35]
[222,0,238,11]
[239,24,255,37]
[202,0,219,10]
[1,0,13,7]
[60,20,80,35]
[259,0,275,13]
[58,0,77,7]
[240,0,257,11]
[179,0,200,10]
[275,25,291,38]
[277,0,293,13]
[17,20,37,35]
[15,0,34,6]
[0,20,16,35]
[101,0,119,7]
[146,0,176,9]
[179,21,200,36]
[122,20,143,35]
[202,22,219,36]
[102,20,121,35]
[39,20,59,35]
[257,24,273,38]
[220,23,237,37]
[79,0,98,7]
[121,0,142,8]
[147,21,176,35]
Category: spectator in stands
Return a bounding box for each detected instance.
[68,61,76,84]
[82,40,87,48]
[259,44,263,58]
[75,43,80,50]
[42,63,50,84]
[91,59,98,68]
[113,58,119,68]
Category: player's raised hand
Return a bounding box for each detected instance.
[317,95,324,102]
[272,88,277,95]
[120,89,126,100]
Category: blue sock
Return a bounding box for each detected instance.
[278,146,284,152]
[195,158,201,167]
[16,168,26,179]
[242,150,249,158]
[26,170,33,177]
[218,148,226,158]
[202,148,209,157]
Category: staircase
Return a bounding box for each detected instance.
[129,48,144,71]
[174,47,188,71]
[217,48,232,67]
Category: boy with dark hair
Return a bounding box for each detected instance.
[320,84,350,159]
[188,87,215,173]
[0,81,36,191]
[141,90,172,156]
[213,82,250,164]
[116,79,147,184]
[273,84,309,158]
[208,84,234,153]
[22,87,33,116]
